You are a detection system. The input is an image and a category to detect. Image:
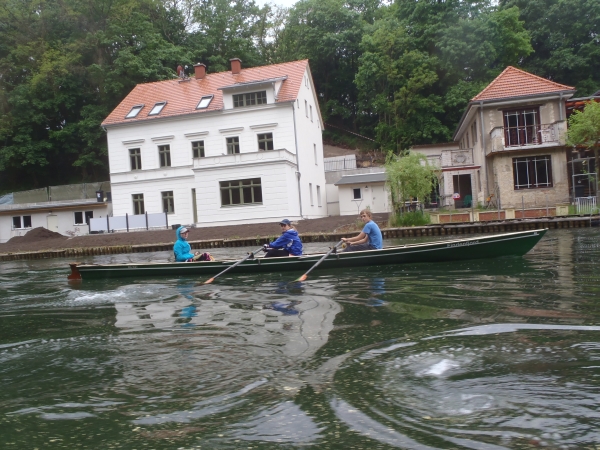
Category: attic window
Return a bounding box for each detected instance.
[125,105,144,119]
[148,102,167,116]
[196,95,213,110]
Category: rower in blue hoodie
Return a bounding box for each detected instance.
[263,219,303,257]
[174,226,214,262]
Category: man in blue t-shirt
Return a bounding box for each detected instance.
[341,209,383,252]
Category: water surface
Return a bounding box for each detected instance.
[1,229,600,449]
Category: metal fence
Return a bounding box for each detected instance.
[575,196,598,214]
[90,212,169,233]
[324,156,357,172]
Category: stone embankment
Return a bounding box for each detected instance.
[1,215,597,262]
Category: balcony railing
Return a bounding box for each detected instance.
[488,121,566,155]
[193,148,296,169]
[441,148,474,167]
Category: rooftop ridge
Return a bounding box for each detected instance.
[472,66,575,102]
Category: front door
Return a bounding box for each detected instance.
[47,214,59,233]
[453,174,473,208]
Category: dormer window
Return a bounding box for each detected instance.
[125,105,144,119]
[233,91,267,108]
[196,95,213,110]
[148,101,167,116]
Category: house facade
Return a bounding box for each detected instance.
[453,66,575,209]
[415,67,576,210]
[0,199,110,243]
[102,59,327,228]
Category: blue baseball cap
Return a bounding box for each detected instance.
[279,219,291,226]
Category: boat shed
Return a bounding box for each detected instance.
[334,172,390,216]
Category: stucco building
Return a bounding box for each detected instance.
[416,66,576,209]
[102,59,327,227]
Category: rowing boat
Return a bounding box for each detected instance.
[67,229,547,281]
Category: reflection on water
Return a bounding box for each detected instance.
[1,230,600,448]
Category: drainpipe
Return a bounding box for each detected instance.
[292,104,303,218]
[559,92,564,121]
[479,101,489,199]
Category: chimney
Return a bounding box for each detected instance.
[194,63,206,79]
[230,58,242,74]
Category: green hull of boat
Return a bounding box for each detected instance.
[70,229,547,281]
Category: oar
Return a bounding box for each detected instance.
[295,240,343,282]
[202,247,264,284]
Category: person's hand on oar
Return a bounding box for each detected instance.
[201,247,263,285]
[295,240,343,282]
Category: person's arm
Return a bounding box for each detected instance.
[174,242,194,261]
[269,232,290,249]
[342,231,367,245]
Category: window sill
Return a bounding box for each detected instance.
[220,203,264,208]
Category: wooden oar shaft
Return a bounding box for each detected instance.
[203,247,263,284]
[295,240,343,282]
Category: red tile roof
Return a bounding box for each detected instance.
[472,66,574,102]
[103,60,309,126]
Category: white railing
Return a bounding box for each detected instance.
[193,148,296,169]
[575,196,598,214]
[90,212,168,233]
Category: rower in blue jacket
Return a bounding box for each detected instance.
[263,219,303,257]
[174,226,213,262]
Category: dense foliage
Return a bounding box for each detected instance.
[1,0,599,190]
[567,101,600,192]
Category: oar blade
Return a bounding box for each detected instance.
[295,274,308,282]
[203,277,215,285]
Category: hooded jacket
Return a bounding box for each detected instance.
[269,229,303,256]
[173,226,194,262]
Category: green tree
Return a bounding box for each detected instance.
[567,101,600,194]
[385,152,438,213]
[500,0,600,95]
[277,0,377,126]
[355,15,447,152]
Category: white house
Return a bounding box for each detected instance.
[102,59,327,227]
[334,172,389,216]
[0,199,111,243]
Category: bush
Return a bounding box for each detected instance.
[389,211,431,227]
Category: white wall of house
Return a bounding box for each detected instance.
[338,183,390,216]
[0,203,110,243]
[106,67,326,227]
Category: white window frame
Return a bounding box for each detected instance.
[12,215,32,229]
[309,183,314,206]
[317,185,322,207]
[353,188,362,200]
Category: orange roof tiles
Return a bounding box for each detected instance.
[103,60,309,126]
[472,66,574,102]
